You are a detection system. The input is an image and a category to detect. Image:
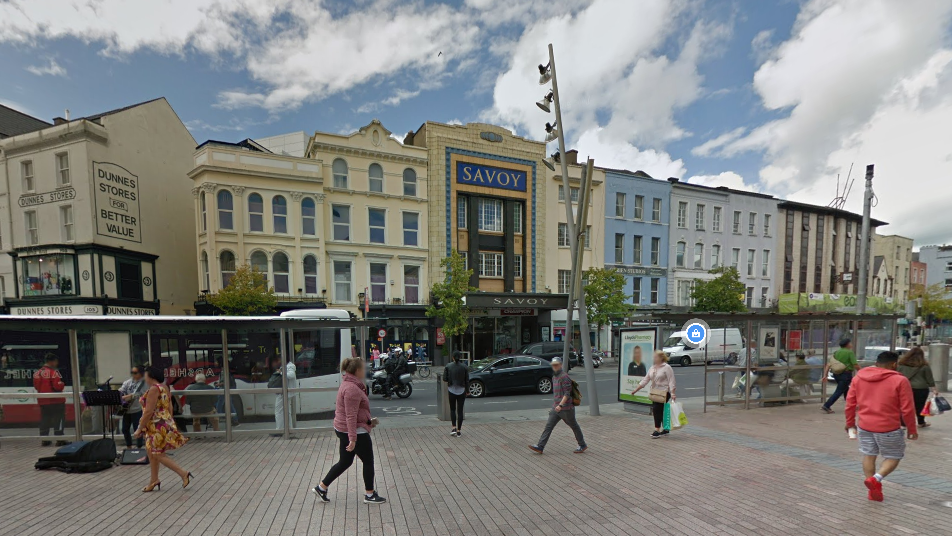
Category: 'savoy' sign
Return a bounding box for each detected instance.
[457,162,527,192]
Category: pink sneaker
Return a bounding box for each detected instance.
[865,477,883,501]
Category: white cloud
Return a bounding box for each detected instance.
[716,0,952,194]
[691,127,745,156]
[686,171,757,192]
[576,128,686,179]
[483,0,731,149]
[25,58,66,77]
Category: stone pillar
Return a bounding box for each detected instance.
[929,344,950,392]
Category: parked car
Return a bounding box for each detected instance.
[663,328,745,367]
[516,342,579,368]
[467,354,553,398]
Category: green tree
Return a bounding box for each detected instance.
[583,268,630,346]
[912,283,952,321]
[209,263,277,316]
[426,250,477,351]
[690,266,747,312]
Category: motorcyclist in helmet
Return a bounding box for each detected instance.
[383,347,409,400]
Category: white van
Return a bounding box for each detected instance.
[663,328,745,367]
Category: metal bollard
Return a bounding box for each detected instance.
[436,373,451,421]
[929,344,950,392]
[718,371,725,402]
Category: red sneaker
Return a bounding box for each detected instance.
[865,477,883,501]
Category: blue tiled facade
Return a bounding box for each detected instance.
[602,169,670,308]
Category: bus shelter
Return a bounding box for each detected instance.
[0,315,373,443]
[616,313,902,412]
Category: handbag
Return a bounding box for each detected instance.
[649,389,668,404]
[829,357,847,374]
[935,396,951,413]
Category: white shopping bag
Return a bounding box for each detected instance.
[668,401,686,429]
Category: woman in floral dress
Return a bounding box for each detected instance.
[134,366,192,492]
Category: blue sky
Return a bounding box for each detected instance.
[2,0,951,245]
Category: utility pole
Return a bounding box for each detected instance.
[574,158,599,415]
[546,43,600,415]
[856,164,874,314]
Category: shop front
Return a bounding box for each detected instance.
[459,292,568,361]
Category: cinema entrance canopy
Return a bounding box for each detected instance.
[460,292,568,361]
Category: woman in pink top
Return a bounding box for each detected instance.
[631,351,677,438]
[312,358,386,504]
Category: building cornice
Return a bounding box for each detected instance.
[188,164,324,184]
[0,120,108,156]
[307,141,428,166]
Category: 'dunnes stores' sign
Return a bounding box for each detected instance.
[93,162,141,243]
[456,162,527,192]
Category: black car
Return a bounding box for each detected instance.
[467,354,553,398]
[516,342,579,368]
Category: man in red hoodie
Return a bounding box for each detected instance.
[845,351,917,502]
[33,354,67,447]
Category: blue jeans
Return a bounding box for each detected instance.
[824,371,852,409]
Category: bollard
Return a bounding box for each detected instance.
[718,371,725,402]
[436,373,451,421]
[929,344,950,392]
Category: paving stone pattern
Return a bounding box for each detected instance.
[2,402,952,535]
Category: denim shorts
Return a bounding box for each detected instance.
[857,427,905,459]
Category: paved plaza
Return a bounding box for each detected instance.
[3,401,952,535]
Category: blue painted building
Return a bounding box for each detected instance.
[602,168,670,309]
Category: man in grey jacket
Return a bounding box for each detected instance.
[529,357,587,454]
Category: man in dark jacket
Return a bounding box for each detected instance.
[33,354,67,446]
[384,348,408,400]
[444,351,470,436]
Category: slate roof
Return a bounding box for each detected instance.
[0,104,51,138]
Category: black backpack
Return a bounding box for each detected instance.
[35,438,117,473]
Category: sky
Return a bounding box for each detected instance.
[2,0,951,246]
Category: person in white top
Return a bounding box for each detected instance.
[630,350,677,438]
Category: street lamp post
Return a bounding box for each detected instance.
[541,43,600,416]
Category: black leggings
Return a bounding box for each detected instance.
[322,431,375,491]
[912,388,930,425]
[122,411,143,448]
[652,392,671,429]
[449,392,466,429]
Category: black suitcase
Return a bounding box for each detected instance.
[119,448,149,465]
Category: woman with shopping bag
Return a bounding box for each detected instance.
[631,350,676,438]
[898,347,938,428]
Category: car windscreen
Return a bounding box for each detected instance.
[662,336,683,348]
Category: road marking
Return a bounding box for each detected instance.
[483,401,517,404]
[683,387,704,390]
[426,404,436,407]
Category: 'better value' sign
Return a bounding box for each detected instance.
[94,162,142,243]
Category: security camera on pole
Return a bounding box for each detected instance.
[537,44,600,416]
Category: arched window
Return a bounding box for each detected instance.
[332,158,348,188]
[220,251,236,288]
[368,163,383,193]
[250,251,268,278]
[248,193,264,232]
[302,197,316,236]
[403,168,417,197]
[272,195,287,234]
[200,251,209,291]
[200,192,207,232]
[272,252,290,293]
[303,254,318,294]
[217,190,234,230]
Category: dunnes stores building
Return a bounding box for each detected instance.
[0,98,198,316]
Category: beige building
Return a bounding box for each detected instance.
[872,234,913,304]
[190,120,429,321]
[0,98,197,315]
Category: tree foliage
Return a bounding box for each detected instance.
[911,283,952,321]
[209,263,277,316]
[426,250,477,339]
[583,268,630,330]
[690,266,747,313]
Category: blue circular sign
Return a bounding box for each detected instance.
[680,318,711,349]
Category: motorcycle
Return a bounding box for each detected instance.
[577,351,604,369]
[367,356,414,399]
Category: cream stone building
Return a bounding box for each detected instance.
[0,98,197,315]
[871,234,913,304]
[190,120,429,322]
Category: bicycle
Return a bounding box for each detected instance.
[415,361,432,379]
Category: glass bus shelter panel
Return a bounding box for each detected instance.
[0,328,81,440]
[290,327,343,431]
[744,319,826,405]
[701,319,751,407]
[855,317,901,366]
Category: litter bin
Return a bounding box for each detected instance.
[929,344,950,392]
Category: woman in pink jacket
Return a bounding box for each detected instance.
[312,357,386,504]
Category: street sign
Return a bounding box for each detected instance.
[377,328,387,339]
[436,328,446,345]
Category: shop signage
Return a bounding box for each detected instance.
[10,304,102,315]
[436,328,446,345]
[787,330,802,350]
[465,293,568,309]
[499,308,536,316]
[456,162,527,192]
[107,306,157,316]
[604,264,667,277]
[18,188,76,207]
[93,161,142,243]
